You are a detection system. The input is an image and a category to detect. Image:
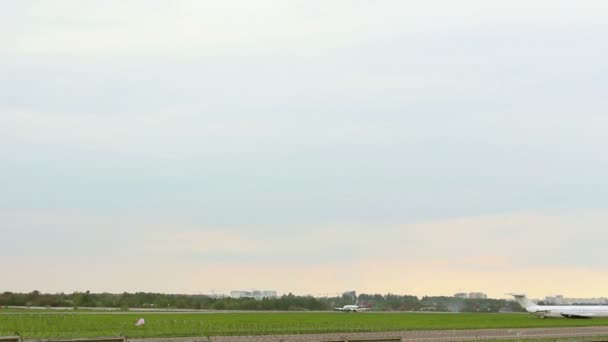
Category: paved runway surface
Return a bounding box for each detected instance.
[130,326,608,342]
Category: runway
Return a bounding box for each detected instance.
[131,326,608,342]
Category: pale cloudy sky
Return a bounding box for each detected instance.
[1,1,608,299]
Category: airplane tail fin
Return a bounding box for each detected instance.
[509,293,538,311]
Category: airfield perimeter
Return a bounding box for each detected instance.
[4,310,608,341]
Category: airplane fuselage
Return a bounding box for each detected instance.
[334,305,368,312]
[511,294,608,318]
[527,305,608,318]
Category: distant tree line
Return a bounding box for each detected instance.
[0,291,524,312]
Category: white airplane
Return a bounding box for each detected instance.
[333,304,369,312]
[510,293,608,318]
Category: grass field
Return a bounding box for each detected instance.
[2,311,608,339]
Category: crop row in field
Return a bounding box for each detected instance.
[2,312,608,339]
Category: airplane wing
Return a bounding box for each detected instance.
[560,312,593,319]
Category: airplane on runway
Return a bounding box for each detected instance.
[510,293,608,318]
[333,304,370,312]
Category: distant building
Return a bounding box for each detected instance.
[544,295,564,305]
[469,292,487,299]
[454,292,487,299]
[230,291,247,298]
[342,291,357,300]
[261,290,278,298]
[568,297,608,305]
[543,295,608,305]
[230,290,278,300]
[204,294,228,299]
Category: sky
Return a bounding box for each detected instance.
[1,0,608,299]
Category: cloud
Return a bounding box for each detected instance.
[3,208,608,297]
[144,229,266,255]
[2,1,608,297]
[3,1,607,58]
